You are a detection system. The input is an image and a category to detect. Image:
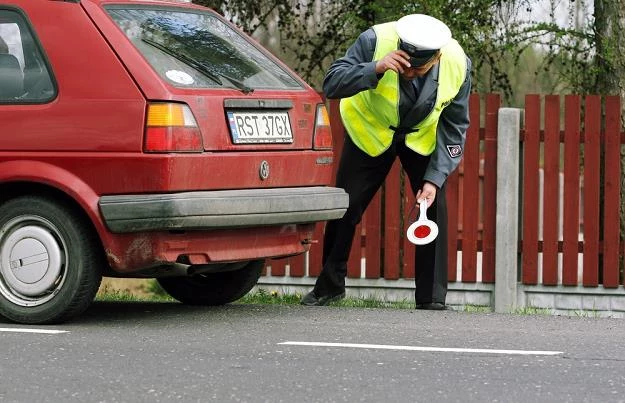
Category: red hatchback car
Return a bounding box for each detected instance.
[0,0,347,324]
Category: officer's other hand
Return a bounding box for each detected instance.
[416,182,437,208]
[375,50,411,75]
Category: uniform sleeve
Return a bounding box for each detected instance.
[322,29,382,99]
[423,57,473,188]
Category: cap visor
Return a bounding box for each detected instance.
[409,54,436,67]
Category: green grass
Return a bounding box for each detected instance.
[571,309,601,318]
[334,296,414,309]
[236,288,303,305]
[96,283,175,303]
[94,285,503,312]
[96,289,149,302]
[237,288,415,309]
[463,304,491,313]
[512,306,553,315]
[98,284,589,317]
[143,279,171,298]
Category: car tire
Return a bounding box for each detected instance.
[0,196,103,324]
[157,259,264,305]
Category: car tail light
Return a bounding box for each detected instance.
[313,103,333,150]
[144,103,202,153]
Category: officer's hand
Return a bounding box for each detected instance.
[375,50,411,75]
[416,182,437,208]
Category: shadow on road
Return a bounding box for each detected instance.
[0,301,283,326]
[77,300,275,325]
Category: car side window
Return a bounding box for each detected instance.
[0,8,55,103]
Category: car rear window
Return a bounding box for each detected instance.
[105,6,302,91]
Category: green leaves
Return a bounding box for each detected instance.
[192,0,621,98]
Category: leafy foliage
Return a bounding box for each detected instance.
[192,0,528,99]
[192,0,625,99]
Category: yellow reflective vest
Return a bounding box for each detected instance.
[339,22,467,157]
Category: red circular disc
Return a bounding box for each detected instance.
[414,225,431,238]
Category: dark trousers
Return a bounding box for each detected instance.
[313,133,449,305]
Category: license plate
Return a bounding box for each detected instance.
[227,111,293,144]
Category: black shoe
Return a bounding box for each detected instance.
[301,290,345,306]
[415,302,449,311]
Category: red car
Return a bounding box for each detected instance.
[0,0,347,324]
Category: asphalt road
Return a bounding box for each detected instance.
[1,302,624,402]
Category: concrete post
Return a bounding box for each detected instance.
[495,108,522,313]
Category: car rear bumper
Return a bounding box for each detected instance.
[98,186,348,233]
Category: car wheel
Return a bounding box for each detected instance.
[0,196,103,324]
[158,259,264,305]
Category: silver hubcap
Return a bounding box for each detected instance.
[0,215,67,306]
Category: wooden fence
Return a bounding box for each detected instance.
[267,94,625,288]
[521,95,624,287]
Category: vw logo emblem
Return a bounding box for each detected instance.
[259,160,270,180]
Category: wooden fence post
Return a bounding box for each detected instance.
[495,108,522,312]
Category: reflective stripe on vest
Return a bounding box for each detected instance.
[339,21,467,157]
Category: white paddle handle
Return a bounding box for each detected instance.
[419,199,428,221]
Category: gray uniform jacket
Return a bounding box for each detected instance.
[323,28,472,188]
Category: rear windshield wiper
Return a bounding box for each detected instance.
[141,37,254,94]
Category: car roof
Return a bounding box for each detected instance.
[79,0,206,9]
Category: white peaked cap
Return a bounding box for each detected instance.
[395,14,452,51]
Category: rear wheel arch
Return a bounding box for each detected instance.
[0,160,106,228]
[0,181,107,263]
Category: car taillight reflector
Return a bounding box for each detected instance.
[144,103,202,153]
[313,104,333,150]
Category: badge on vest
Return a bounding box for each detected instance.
[447,144,462,158]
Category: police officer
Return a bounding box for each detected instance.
[301,14,472,309]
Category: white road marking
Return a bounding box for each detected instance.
[0,327,68,334]
[279,341,563,356]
